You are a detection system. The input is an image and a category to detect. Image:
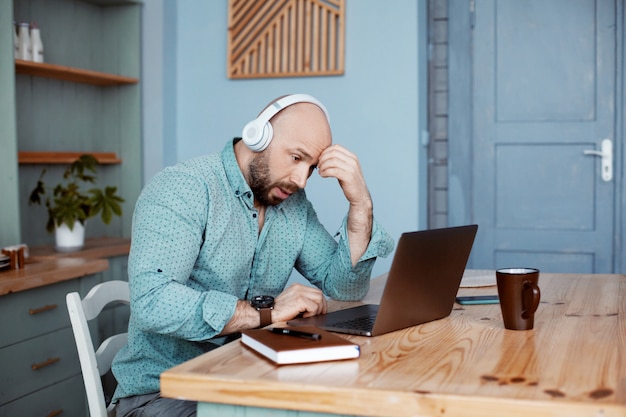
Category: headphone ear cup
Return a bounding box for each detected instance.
[256,122,273,152]
[242,119,273,152]
[242,119,262,149]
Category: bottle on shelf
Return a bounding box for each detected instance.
[16,22,31,61]
[30,22,44,63]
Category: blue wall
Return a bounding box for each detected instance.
[141,0,428,279]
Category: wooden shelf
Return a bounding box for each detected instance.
[15,59,138,86]
[18,151,122,165]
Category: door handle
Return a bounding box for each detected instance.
[583,138,612,182]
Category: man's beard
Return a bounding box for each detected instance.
[248,151,297,206]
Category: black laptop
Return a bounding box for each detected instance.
[288,225,478,336]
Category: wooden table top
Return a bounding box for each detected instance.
[160,272,626,417]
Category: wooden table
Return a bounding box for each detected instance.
[160,273,626,417]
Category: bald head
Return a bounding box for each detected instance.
[269,101,332,152]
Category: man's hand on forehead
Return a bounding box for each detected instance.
[317,145,371,206]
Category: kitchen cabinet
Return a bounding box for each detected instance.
[0,238,130,416]
[0,270,130,417]
[0,0,142,248]
[0,273,100,416]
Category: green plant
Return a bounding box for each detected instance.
[29,154,124,233]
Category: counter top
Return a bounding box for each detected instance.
[0,237,130,296]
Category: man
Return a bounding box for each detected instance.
[112,94,394,416]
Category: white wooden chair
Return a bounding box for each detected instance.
[66,280,130,417]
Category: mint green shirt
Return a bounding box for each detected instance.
[112,140,394,400]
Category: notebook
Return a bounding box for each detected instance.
[241,325,360,365]
[288,224,478,336]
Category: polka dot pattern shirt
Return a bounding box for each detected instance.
[112,139,394,400]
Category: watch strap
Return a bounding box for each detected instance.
[259,307,272,327]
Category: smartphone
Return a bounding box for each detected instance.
[455,295,499,305]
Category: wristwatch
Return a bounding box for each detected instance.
[250,295,274,327]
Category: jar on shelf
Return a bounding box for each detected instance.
[30,23,44,63]
[16,22,31,61]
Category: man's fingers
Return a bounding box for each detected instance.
[317,145,358,177]
[273,284,327,321]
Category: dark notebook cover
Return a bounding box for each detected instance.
[241,325,360,365]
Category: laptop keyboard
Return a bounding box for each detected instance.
[331,314,377,331]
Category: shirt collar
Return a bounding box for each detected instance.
[221,139,254,204]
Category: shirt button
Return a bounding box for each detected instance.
[252,213,257,218]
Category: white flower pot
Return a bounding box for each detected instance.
[55,221,85,252]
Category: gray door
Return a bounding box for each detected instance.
[450,0,618,273]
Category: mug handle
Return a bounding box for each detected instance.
[521,281,541,319]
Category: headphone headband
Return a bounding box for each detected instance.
[242,94,329,152]
[256,94,329,126]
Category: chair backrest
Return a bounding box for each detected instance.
[66,280,130,417]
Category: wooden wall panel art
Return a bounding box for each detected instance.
[228,0,345,79]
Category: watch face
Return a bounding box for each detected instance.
[251,295,275,309]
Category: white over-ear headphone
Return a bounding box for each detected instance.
[241,93,330,152]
